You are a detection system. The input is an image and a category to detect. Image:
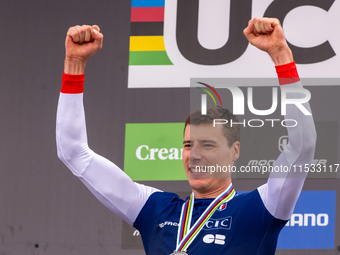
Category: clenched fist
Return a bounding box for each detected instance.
[64,25,104,74]
[243,17,293,65]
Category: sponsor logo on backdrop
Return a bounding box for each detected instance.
[277,190,336,249]
[233,122,337,179]
[124,123,187,181]
[128,0,339,88]
[278,135,289,152]
[247,134,328,167]
[286,213,329,227]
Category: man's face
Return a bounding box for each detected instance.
[182,123,240,197]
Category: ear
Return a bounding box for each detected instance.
[231,141,240,161]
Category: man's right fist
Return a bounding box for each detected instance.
[65,25,103,63]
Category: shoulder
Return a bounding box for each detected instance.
[234,189,259,199]
[133,191,185,229]
[135,191,185,217]
[144,191,185,209]
[230,189,264,208]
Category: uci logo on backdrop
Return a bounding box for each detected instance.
[128,0,339,88]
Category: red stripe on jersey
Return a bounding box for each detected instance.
[131,7,164,22]
[275,62,300,86]
[61,72,84,94]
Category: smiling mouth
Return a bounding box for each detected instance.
[189,169,209,179]
[190,166,202,173]
[189,166,209,175]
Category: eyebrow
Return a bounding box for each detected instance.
[199,140,217,144]
[183,139,217,144]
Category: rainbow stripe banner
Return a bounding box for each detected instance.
[129,0,173,65]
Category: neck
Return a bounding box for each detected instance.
[193,180,232,199]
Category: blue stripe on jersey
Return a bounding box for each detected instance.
[131,0,165,7]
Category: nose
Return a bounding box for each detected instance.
[190,144,202,160]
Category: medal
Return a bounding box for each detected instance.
[174,184,235,253]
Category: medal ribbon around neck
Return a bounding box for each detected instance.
[176,184,235,252]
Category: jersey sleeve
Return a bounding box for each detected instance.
[257,62,317,220]
[56,73,160,226]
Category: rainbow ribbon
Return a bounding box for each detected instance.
[176,184,235,252]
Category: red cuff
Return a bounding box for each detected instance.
[275,62,300,86]
[61,72,85,93]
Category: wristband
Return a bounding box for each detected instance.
[275,62,300,86]
[61,72,85,93]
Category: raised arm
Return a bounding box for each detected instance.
[244,18,317,220]
[56,25,159,225]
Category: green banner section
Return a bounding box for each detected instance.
[124,123,186,181]
[129,51,173,65]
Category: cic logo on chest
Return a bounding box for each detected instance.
[203,216,232,230]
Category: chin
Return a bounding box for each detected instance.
[188,178,210,192]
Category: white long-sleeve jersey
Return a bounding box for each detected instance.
[56,63,316,250]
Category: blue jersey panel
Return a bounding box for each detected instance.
[134,190,287,254]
